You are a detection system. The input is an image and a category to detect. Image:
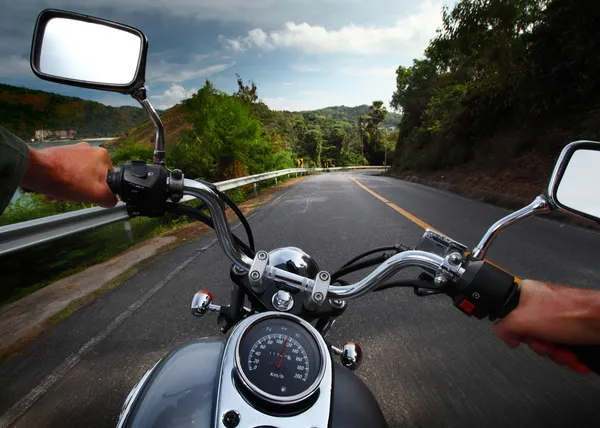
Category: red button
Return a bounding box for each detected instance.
[459,299,476,314]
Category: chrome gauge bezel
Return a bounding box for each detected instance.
[234,312,328,405]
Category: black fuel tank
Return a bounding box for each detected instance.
[330,363,389,428]
[122,337,225,428]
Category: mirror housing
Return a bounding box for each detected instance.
[547,140,600,223]
[30,9,148,94]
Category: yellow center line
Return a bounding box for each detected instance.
[347,174,519,280]
[347,175,441,233]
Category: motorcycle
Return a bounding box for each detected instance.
[29,9,600,428]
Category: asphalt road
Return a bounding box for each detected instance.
[2,171,600,428]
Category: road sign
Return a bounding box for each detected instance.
[297,158,304,167]
[323,161,329,168]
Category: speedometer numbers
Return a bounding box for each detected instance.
[236,317,323,401]
[248,334,310,392]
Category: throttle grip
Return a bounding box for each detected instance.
[500,285,600,375]
[106,170,120,194]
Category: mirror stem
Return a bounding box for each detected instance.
[132,88,165,164]
[472,195,551,260]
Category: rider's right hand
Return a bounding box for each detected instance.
[493,280,600,373]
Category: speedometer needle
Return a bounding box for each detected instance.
[277,338,289,369]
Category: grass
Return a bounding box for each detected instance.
[0,172,301,307]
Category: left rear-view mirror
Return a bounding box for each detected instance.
[547,140,600,223]
[31,9,148,94]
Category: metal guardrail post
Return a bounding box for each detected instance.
[123,220,133,244]
[253,183,257,197]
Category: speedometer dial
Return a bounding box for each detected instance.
[236,317,323,402]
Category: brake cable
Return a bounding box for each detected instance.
[166,203,256,258]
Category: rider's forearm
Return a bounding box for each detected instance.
[20,146,55,194]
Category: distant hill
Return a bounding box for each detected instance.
[301,105,401,128]
[106,102,401,151]
[0,83,148,140]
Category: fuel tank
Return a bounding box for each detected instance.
[119,337,387,428]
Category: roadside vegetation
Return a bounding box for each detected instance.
[390,0,598,199]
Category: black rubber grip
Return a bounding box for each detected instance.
[106,171,119,194]
[503,286,600,375]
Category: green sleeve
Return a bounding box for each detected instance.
[0,126,30,215]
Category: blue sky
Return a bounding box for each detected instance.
[0,0,445,111]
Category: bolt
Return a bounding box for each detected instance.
[448,253,462,265]
[434,275,448,286]
[257,251,268,261]
[222,411,240,428]
[249,271,260,281]
[330,299,346,309]
[314,292,324,302]
[232,265,245,276]
[319,271,330,281]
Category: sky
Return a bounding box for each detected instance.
[0,0,446,111]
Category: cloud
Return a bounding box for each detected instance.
[292,64,321,72]
[340,67,396,77]
[148,55,235,83]
[150,83,197,109]
[222,1,442,56]
[0,55,30,78]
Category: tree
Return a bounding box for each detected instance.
[235,74,258,104]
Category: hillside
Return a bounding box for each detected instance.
[0,83,148,140]
[301,105,401,129]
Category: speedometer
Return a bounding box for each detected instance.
[235,316,324,403]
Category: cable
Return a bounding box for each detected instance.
[339,246,398,268]
[197,180,255,253]
[331,254,389,282]
[166,203,255,258]
[373,279,440,292]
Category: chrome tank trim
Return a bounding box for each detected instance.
[116,360,160,428]
[215,312,333,428]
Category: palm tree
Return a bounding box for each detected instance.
[357,115,369,156]
[368,101,388,166]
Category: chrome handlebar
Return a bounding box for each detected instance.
[183,180,447,300]
[183,179,254,270]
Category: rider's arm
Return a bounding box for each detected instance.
[0,125,117,215]
[0,126,30,214]
[493,280,600,373]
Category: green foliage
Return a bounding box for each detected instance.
[0,194,88,227]
[169,81,295,181]
[0,83,147,140]
[110,142,154,164]
[391,0,600,172]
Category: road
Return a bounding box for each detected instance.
[1,171,600,428]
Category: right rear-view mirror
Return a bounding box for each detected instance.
[547,141,600,223]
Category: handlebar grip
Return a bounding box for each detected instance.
[106,170,120,194]
[501,286,600,375]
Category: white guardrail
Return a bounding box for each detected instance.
[0,166,384,257]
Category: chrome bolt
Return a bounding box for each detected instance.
[330,299,347,309]
[448,253,462,265]
[272,290,294,311]
[434,275,448,286]
[319,272,330,281]
[314,292,324,302]
[232,265,246,276]
[249,271,260,281]
[257,251,268,261]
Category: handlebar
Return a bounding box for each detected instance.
[112,168,600,375]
